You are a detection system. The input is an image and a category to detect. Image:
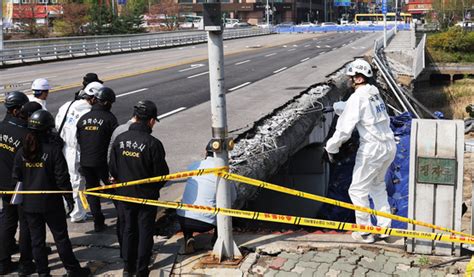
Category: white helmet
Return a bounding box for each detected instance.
[83,81,104,97]
[31,78,51,91]
[346,59,373,78]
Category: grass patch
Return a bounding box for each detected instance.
[426,48,474,63]
[426,27,474,63]
[415,79,474,119]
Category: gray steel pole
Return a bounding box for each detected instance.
[0,0,3,51]
[266,0,269,26]
[207,7,242,262]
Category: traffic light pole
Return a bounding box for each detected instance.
[205,2,242,262]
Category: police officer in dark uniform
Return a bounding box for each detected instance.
[0,91,35,275]
[109,100,169,277]
[76,87,118,232]
[12,110,90,277]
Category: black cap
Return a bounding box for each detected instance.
[21,102,43,118]
[5,91,29,110]
[82,73,103,88]
[28,110,54,131]
[133,100,159,121]
[95,87,116,103]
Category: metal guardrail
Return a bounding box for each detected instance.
[0,28,272,66]
[276,24,411,34]
[412,34,426,78]
[374,27,396,51]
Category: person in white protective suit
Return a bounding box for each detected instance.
[325,59,396,244]
[55,81,104,223]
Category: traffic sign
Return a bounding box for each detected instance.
[382,0,387,15]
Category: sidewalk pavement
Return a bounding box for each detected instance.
[171,232,469,276]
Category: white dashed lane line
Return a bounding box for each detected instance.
[178,64,205,72]
[187,71,209,79]
[304,45,310,48]
[325,45,331,48]
[300,58,310,62]
[273,67,287,74]
[158,107,187,120]
[117,88,149,98]
[265,53,277,57]
[316,45,321,48]
[288,49,296,52]
[235,60,251,65]
[228,82,251,92]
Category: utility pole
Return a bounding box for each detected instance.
[203,1,242,262]
[324,0,327,22]
[0,0,3,51]
[382,0,387,47]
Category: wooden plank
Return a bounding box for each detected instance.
[434,121,456,255]
[414,120,438,254]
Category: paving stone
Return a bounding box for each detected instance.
[396,264,411,271]
[420,269,435,277]
[383,251,404,258]
[313,263,330,277]
[340,249,353,257]
[269,257,287,270]
[382,261,397,274]
[241,253,258,273]
[301,268,317,277]
[375,254,388,263]
[251,265,267,275]
[204,268,243,277]
[359,257,384,272]
[263,269,278,277]
[338,271,353,277]
[332,262,356,273]
[281,259,298,271]
[296,261,320,269]
[326,268,340,277]
[346,255,362,265]
[300,252,316,262]
[399,268,420,277]
[354,248,377,259]
[328,248,341,255]
[367,271,389,277]
[311,253,339,263]
[275,271,299,277]
[389,256,414,265]
[278,252,302,260]
[292,265,306,274]
[354,267,369,276]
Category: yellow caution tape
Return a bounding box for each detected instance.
[217,172,474,238]
[79,191,89,210]
[85,191,474,245]
[87,167,228,192]
[465,256,474,277]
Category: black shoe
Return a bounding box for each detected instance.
[0,261,19,275]
[65,267,91,277]
[10,243,20,255]
[94,222,107,232]
[18,261,36,276]
[123,270,132,277]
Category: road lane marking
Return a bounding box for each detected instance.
[158,107,186,120]
[283,45,288,48]
[342,44,347,47]
[292,45,298,47]
[235,60,251,65]
[187,71,209,79]
[316,45,321,48]
[325,45,331,48]
[273,67,287,74]
[106,64,123,69]
[300,58,310,62]
[304,45,310,48]
[117,88,148,98]
[288,49,296,52]
[228,82,251,92]
[265,53,277,57]
[178,64,205,72]
[319,51,326,55]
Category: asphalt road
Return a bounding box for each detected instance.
[0,32,368,123]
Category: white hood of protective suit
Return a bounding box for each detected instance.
[28,95,47,110]
[55,99,92,149]
[325,84,394,154]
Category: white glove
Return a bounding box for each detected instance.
[333,101,346,116]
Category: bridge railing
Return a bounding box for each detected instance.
[412,34,426,78]
[276,24,411,34]
[0,28,272,66]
